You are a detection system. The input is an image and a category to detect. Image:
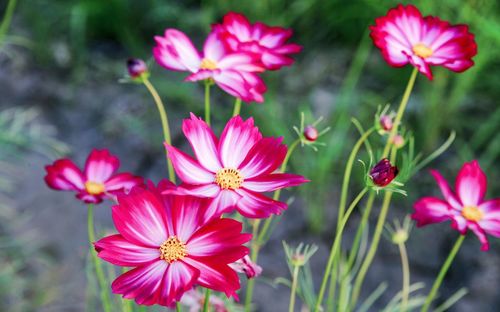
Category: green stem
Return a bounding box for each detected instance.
[346,192,375,271]
[142,77,175,183]
[120,267,133,312]
[176,301,182,312]
[232,98,242,117]
[0,0,18,47]
[382,68,418,158]
[398,242,410,312]
[314,188,369,312]
[289,265,300,312]
[421,235,465,312]
[203,288,211,312]
[87,204,112,312]
[205,82,211,126]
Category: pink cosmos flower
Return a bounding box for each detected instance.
[44,149,143,204]
[164,114,308,219]
[412,161,500,251]
[153,27,266,102]
[370,4,477,80]
[215,12,302,70]
[95,180,251,306]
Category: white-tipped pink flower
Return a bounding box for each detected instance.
[229,255,262,279]
[44,149,143,204]
[412,161,500,251]
[95,181,251,306]
[215,12,302,70]
[164,114,308,219]
[153,28,266,102]
[370,4,477,80]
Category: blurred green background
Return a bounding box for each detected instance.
[1,0,499,311]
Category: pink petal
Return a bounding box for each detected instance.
[157,261,199,307]
[234,188,287,218]
[166,183,221,198]
[239,137,287,179]
[468,222,490,251]
[259,26,292,48]
[112,189,169,247]
[185,69,214,82]
[205,190,241,219]
[203,29,226,62]
[479,199,500,213]
[84,149,120,183]
[412,197,452,227]
[44,159,85,191]
[223,12,252,42]
[187,218,251,260]
[182,257,241,299]
[450,214,468,234]
[455,160,487,207]
[242,173,309,193]
[212,69,252,100]
[217,53,264,72]
[112,260,167,305]
[261,52,294,70]
[406,53,433,80]
[95,234,160,266]
[430,169,462,210]
[182,113,222,173]
[76,193,103,204]
[218,115,262,168]
[229,255,262,279]
[105,173,144,194]
[154,29,201,73]
[170,195,212,242]
[164,144,215,185]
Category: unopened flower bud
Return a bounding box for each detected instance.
[304,125,319,142]
[127,58,148,78]
[392,134,405,149]
[229,255,262,279]
[370,158,398,187]
[379,115,393,131]
[392,228,409,244]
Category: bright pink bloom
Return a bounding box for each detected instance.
[412,161,500,251]
[44,149,143,204]
[215,12,302,70]
[229,255,262,279]
[370,4,477,80]
[153,28,266,102]
[164,114,308,219]
[95,181,251,306]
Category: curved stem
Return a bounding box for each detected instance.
[232,98,242,117]
[421,235,465,312]
[203,288,211,312]
[87,204,111,312]
[142,77,175,183]
[289,265,300,312]
[398,242,410,312]
[205,82,211,126]
[346,192,375,270]
[314,187,369,312]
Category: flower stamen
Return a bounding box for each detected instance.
[462,206,483,222]
[412,43,433,58]
[215,168,243,190]
[159,236,188,263]
[85,181,106,195]
[200,58,218,70]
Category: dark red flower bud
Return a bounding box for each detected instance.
[127,58,148,78]
[304,125,319,142]
[379,115,393,131]
[370,158,398,187]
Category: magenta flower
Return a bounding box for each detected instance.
[44,149,143,204]
[153,28,266,102]
[95,181,251,306]
[370,158,399,187]
[229,255,262,279]
[412,161,500,251]
[370,4,477,80]
[164,114,308,219]
[215,12,302,70]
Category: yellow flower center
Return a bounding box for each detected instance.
[462,206,483,222]
[84,181,106,195]
[159,236,188,263]
[200,58,218,70]
[214,168,243,190]
[412,43,433,58]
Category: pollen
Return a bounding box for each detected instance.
[200,58,218,70]
[462,206,483,222]
[159,236,188,263]
[215,168,244,190]
[412,43,433,58]
[84,181,106,195]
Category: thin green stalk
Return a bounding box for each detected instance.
[205,82,211,126]
[421,235,465,312]
[203,288,211,312]
[142,77,175,183]
[314,188,369,312]
[245,138,301,312]
[289,265,300,312]
[87,204,111,312]
[232,98,242,117]
[346,192,375,270]
[398,242,410,312]
[0,0,18,47]
[176,301,182,312]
